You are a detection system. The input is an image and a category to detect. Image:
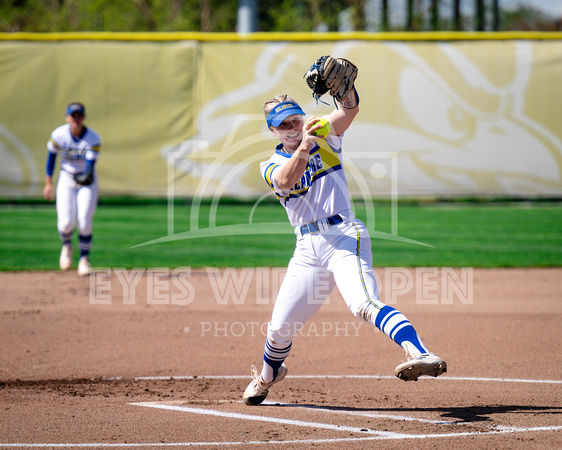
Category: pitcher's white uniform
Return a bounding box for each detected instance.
[243,97,446,407]
[260,133,391,342]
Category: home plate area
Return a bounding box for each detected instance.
[129,374,562,447]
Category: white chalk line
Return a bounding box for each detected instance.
[134,402,401,437]
[6,401,558,448]
[2,426,562,447]
[3,375,560,448]
[260,400,456,425]
[3,426,562,448]
[135,402,562,445]
[125,374,562,384]
[2,402,560,449]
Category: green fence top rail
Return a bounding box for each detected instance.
[0,31,561,42]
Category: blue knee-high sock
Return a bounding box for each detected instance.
[375,306,428,355]
[263,339,291,381]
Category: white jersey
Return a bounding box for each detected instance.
[47,124,101,175]
[260,134,352,227]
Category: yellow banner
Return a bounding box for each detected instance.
[0,40,197,196]
[1,36,561,198]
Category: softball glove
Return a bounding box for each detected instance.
[304,55,358,104]
[74,171,94,186]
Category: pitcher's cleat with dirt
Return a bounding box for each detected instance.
[395,353,447,382]
[243,363,288,405]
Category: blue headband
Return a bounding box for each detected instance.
[266,101,305,129]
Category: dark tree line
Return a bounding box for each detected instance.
[0,0,559,33]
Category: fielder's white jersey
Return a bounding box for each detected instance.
[47,124,101,174]
[260,134,352,227]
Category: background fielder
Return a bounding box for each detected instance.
[43,102,101,276]
[243,57,447,406]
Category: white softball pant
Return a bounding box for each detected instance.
[56,170,98,239]
[267,219,384,345]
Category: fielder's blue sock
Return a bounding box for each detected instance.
[262,339,291,382]
[78,234,92,258]
[375,306,428,355]
[59,231,73,246]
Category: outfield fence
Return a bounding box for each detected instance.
[1,32,561,199]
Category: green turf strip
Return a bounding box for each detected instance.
[1,202,561,270]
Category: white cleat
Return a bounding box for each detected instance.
[59,244,73,271]
[243,363,288,406]
[394,352,447,382]
[77,256,91,276]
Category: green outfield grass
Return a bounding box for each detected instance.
[1,200,561,270]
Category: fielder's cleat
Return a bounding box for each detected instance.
[77,256,91,276]
[394,352,447,382]
[59,244,73,271]
[243,363,288,406]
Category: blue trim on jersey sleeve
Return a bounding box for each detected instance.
[45,151,57,176]
[263,163,278,189]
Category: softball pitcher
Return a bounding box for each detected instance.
[43,103,101,276]
[243,57,447,406]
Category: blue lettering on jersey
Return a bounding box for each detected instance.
[294,153,323,190]
[61,147,88,160]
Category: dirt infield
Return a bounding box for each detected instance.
[1,268,561,448]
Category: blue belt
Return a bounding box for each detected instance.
[299,214,344,235]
